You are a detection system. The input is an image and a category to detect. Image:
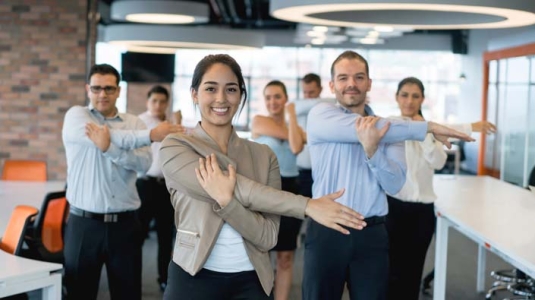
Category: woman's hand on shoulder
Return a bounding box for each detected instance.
[195,153,236,207]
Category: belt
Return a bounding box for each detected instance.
[69,206,136,223]
[363,216,386,226]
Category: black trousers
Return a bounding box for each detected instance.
[136,177,175,285]
[272,176,303,251]
[297,169,313,198]
[302,219,389,300]
[164,262,273,300]
[386,196,436,300]
[64,213,142,300]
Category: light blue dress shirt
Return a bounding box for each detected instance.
[307,102,428,217]
[62,106,152,213]
[293,98,336,170]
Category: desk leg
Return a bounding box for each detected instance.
[42,273,62,300]
[434,216,449,300]
[477,245,487,292]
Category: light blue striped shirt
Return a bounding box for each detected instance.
[62,106,152,213]
[307,102,428,217]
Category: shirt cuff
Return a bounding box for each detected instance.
[103,142,121,160]
[213,197,238,217]
[365,146,388,170]
[409,121,428,141]
[140,129,151,145]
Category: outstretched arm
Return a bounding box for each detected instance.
[160,134,366,234]
[85,122,152,173]
[356,116,407,195]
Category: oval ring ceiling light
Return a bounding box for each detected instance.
[104,25,265,53]
[270,0,535,29]
[111,0,209,24]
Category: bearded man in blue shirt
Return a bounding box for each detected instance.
[302,51,474,300]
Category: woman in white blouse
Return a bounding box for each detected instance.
[386,77,496,300]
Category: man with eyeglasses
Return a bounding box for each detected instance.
[62,64,182,300]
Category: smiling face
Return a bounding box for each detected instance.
[86,73,120,117]
[329,58,372,114]
[264,84,287,116]
[396,83,424,118]
[192,63,242,129]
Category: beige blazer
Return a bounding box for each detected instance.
[159,124,309,295]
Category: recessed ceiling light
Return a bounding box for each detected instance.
[311,38,325,45]
[125,14,196,24]
[313,26,329,32]
[374,26,394,32]
[111,0,209,24]
[367,31,380,38]
[270,0,535,29]
[353,37,385,45]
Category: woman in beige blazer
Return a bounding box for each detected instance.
[159,54,367,299]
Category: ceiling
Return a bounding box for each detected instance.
[99,0,296,30]
[98,0,467,52]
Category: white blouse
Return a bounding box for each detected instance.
[388,116,472,203]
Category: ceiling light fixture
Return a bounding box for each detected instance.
[270,0,535,29]
[374,26,394,32]
[354,38,385,45]
[104,25,265,53]
[111,0,209,24]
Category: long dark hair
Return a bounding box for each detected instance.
[191,54,248,115]
[396,77,425,118]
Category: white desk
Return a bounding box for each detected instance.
[433,175,535,300]
[0,180,65,234]
[0,180,65,299]
[0,250,62,299]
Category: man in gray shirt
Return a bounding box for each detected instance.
[62,64,181,300]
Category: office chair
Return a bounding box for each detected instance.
[1,160,47,181]
[24,191,69,263]
[0,205,39,255]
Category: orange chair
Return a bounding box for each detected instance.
[1,160,47,181]
[24,191,69,263]
[0,205,39,255]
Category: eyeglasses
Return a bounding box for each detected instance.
[90,85,118,95]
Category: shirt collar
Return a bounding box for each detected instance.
[336,103,376,117]
[89,105,123,121]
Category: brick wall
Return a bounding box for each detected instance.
[0,0,92,180]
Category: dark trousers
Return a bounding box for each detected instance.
[386,196,436,300]
[297,169,313,198]
[136,177,175,285]
[64,213,142,300]
[164,262,273,300]
[272,176,303,251]
[303,219,389,300]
